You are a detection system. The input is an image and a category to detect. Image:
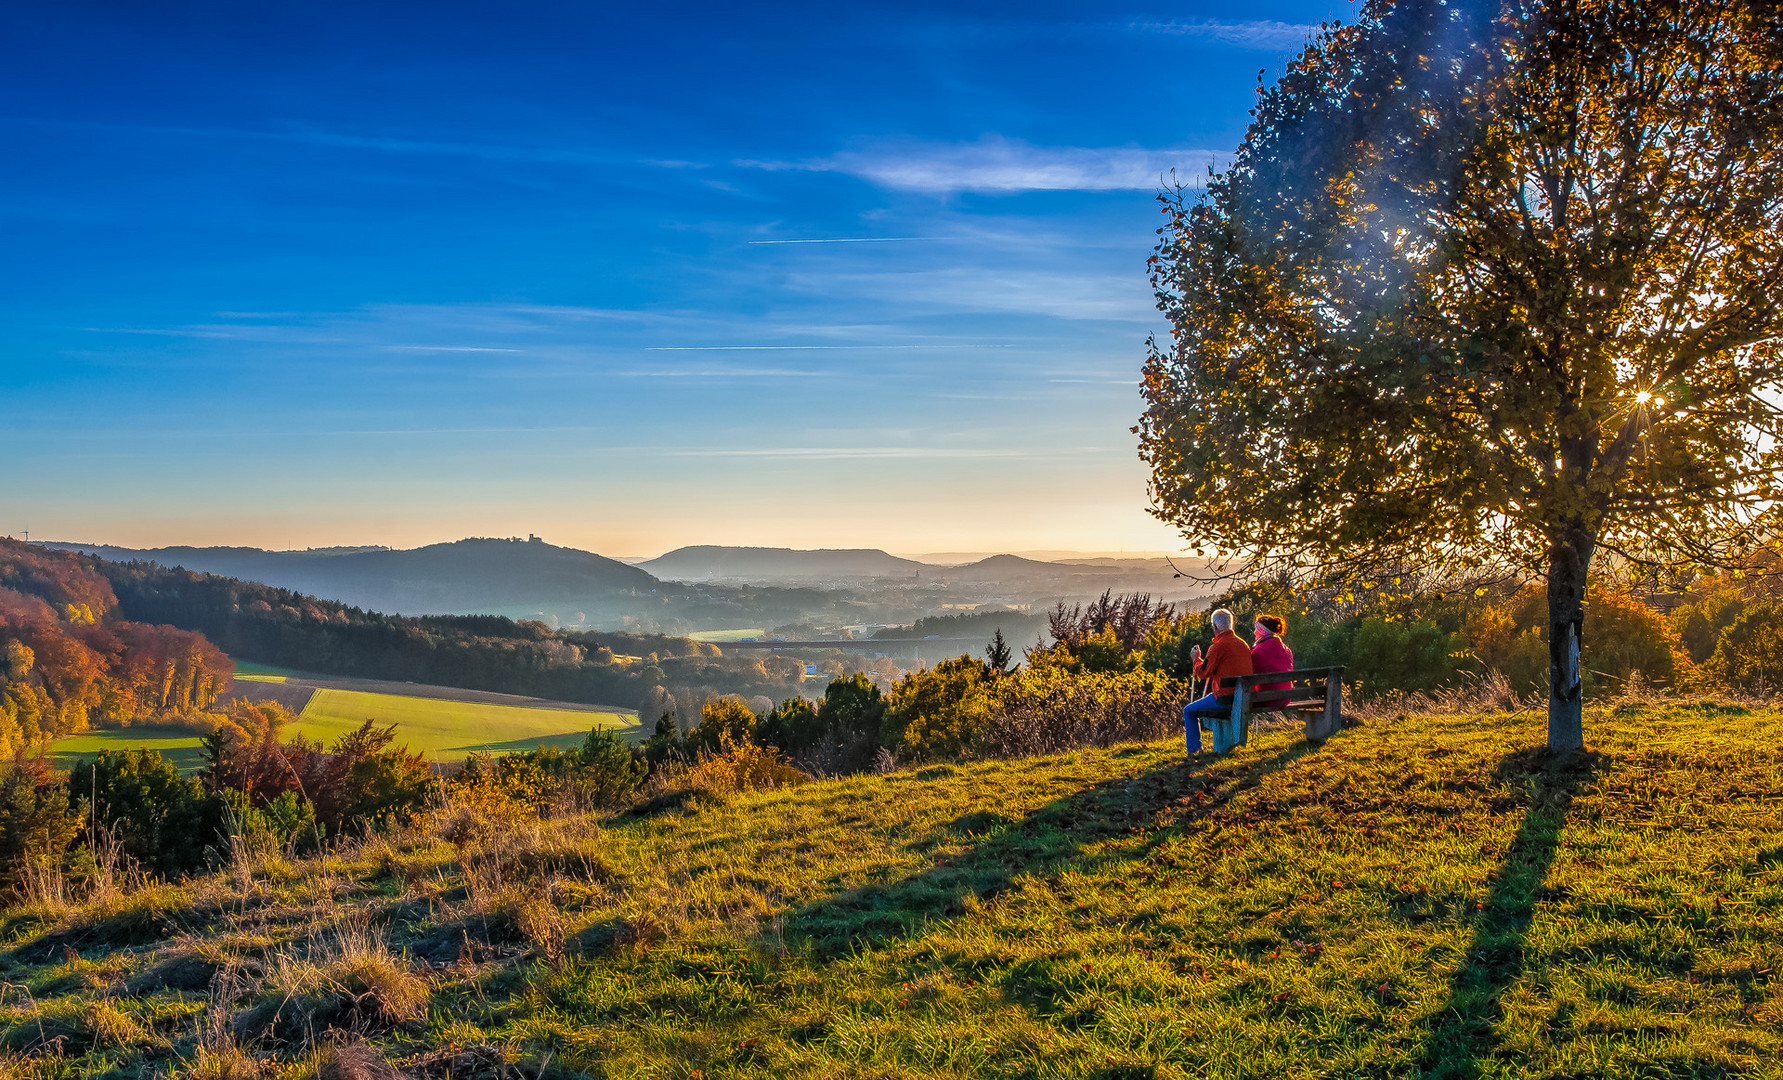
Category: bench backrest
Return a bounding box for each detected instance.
[1218,666,1345,690]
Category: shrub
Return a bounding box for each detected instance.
[435,762,536,847]
[753,696,821,755]
[1461,605,1549,693]
[446,727,644,821]
[690,696,757,751]
[207,714,433,837]
[749,676,892,773]
[68,750,228,878]
[225,789,320,858]
[888,656,995,760]
[642,708,684,766]
[1343,617,1470,697]
[1670,587,1748,664]
[574,726,648,808]
[303,722,435,836]
[684,739,810,799]
[984,667,1184,756]
[0,761,78,896]
[810,674,891,771]
[1580,588,1689,690]
[1071,627,1140,675]
[1701,602,1783,692]
[201,699,301,799]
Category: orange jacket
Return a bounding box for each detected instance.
[1193,629,1254,698]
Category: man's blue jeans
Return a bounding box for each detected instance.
[1182,694,1225,753]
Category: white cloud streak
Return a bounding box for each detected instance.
[744,136,1222,194]
[1130,18,1318,49]
[662,446,1120,460]
[644,344,1008,351]
[383,345,521,353]
[746,237,944,244]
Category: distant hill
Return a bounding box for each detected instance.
[47,538,656,614]
[642,546,928,582]
[943,553,1122,580]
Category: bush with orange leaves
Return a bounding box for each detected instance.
[683,736,810,800]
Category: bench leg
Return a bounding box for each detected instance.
[1222,686,1248,753]
[1305,672,1342,741]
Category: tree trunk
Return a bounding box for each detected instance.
[1546,521,1594,752]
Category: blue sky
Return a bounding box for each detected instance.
[2,0,1344,557]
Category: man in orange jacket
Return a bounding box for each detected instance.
[1181,607,1253,753]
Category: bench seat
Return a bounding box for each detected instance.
[1184,666,1345,752]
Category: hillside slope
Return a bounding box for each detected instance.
[49,538,655,614]
[641,545,927,582]
[4,706,1781,1078]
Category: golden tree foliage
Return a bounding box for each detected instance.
[1140,0,1783,747]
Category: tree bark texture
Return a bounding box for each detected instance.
[1546,521,1594,752]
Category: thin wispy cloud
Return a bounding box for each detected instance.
[746,237,944,245]
[745,136,1221,194]
[667,447,1035,460]
[383,345,521,353]
[612,368,839,378]
[0,116,641,168]
[81,326,241,339]
[1130,18,1318,49]
[644,344,1009,351]
[787,266,1157,323]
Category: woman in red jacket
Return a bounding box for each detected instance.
[1250,614,1294,706]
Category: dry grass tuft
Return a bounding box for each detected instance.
[313,1037,405,1080]
[251,924,431,1039]
[82,999,153,1048]
[475,883,567,960]
[429,779,536,849]
[184,1007,271,1080]
[185,1039,270,1080]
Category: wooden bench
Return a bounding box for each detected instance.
[1186,666,1345,753]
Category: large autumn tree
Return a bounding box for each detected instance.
[1139,0,1783,749]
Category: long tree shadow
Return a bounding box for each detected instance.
[779,735,1323,957]
[1417,746,1602,1079]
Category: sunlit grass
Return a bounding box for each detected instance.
[51,687,641,770]
[689,628,771,642]
[295,687,636,757]
[7,703,1782,1078]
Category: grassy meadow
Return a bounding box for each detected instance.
[50,670,639,770]
[291,687,634,756]
[689,628,770,642]
[7,702,1783,1078]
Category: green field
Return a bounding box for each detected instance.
[230,660,303,678]
[49,726,215,772]
[292,687,635,756]
[689,627,769,641]
[52,683,638,769]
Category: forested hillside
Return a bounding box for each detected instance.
[0,539,232,754]
[84,554,801,710]
[641,545,927,582]
[51,537,655,615]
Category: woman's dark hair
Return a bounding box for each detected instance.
[1255,614,1285,636]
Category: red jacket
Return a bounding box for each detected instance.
[1250,636,1294,706]
[1194,630,1254,699]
